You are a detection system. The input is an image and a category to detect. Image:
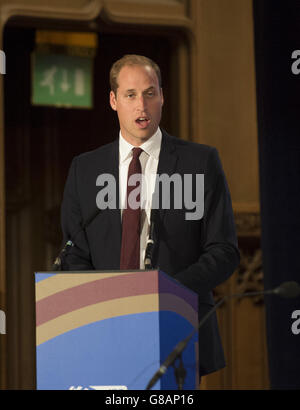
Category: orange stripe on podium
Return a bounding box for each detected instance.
[36,293,197,346]
[36,294,159,345]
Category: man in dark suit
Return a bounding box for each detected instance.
[60,55,240,378]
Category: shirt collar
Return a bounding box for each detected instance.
[119,127,162,163]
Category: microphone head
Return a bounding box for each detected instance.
[273,281,300,298]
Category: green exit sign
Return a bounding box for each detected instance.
[31,53,93,108]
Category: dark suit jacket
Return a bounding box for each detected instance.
[61,130,240,376]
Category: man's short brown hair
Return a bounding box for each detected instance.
[109,54,162,95]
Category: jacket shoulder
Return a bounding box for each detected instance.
[162,130,217,156]
[74,140,116,163]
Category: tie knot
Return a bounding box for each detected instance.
[132,147,143,160]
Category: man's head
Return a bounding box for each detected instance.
[109,55,164,146]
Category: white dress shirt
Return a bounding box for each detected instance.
[119,127,162,269]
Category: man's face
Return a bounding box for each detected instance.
[110,64,164,146]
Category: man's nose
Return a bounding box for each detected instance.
[136,94,147,111]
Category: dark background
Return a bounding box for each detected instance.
[253,0,300,389]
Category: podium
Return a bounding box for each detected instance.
[35,269,199,390]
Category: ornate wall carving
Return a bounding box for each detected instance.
[235,212,261,237]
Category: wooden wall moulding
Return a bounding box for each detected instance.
[233,202,261,237]
[235,248,264,304]
[102,0,192,28]
[0,0,193,30]
[0,1,103,25]
[233,205,263,304]
[234,211,261,238]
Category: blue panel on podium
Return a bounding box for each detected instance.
[35,270,199,390]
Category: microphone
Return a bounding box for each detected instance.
[52,207,103,271]
[145,280,300,390]
[272,281,300,298]
[144,209,157,269]
[52,240,74,271]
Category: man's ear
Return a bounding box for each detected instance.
[110,91,117,111]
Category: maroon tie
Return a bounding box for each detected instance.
[120,147,143,270]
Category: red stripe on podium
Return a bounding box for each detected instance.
[36,272,158,326]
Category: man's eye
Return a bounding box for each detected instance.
[147,91,154,97]
[127,93,135,98]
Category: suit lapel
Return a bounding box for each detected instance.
[157,130,178,173]
[149,131,178,268]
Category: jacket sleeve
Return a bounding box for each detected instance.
[174,148,240,296]
[60,157,94,271]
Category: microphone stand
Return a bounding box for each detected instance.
[146,282,300,390]
[146,295,226,391]
[144,209,156,270]
[173,355,186,391]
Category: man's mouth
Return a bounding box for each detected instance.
[135,116,150,129]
